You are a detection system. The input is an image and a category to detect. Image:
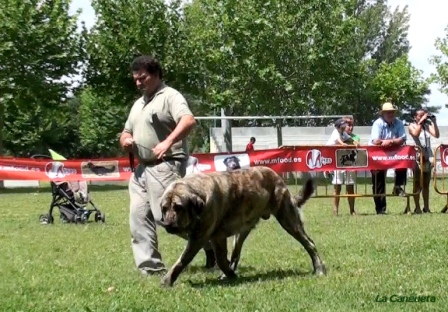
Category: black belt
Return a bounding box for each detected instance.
[129,153,185,172]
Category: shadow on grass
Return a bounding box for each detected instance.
[0,184,128,194]
[185,265,257,275]
[188,268,311,288]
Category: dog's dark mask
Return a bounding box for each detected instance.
[160,194,204,234]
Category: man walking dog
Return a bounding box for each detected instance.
[120,55,215,276]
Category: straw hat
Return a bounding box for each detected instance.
[380,102,397,112]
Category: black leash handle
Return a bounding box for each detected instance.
[129,153,135,172]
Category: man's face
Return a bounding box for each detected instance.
[132,69,156,96]
[382,111,395,123]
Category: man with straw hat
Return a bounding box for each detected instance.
[369,102,408,214]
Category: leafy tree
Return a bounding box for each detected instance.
[431,25,448,102]
[369,56,434,121]
[182,0,359,125]
[84,0,186,105]
[77,87,127,157]
[0,0,83,156]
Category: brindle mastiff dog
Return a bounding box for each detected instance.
[159,166,326,287]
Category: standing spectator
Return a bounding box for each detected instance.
[119,55,215,277]
[343,116,360,146]
[408,108,439,213]
[342,116,360,215]
[369,102,407,215]
[246,137,256,152]
[326,119,354,216]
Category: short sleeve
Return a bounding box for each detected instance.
[370,120,382,140]
[168,92,194,123]
[329,129,340,143]
[123,118,132,134]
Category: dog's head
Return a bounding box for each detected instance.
[159,182,204,234]
[223,156,241,171]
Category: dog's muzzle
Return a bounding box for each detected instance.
[159,219,181,234]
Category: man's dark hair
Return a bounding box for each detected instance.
[131,55,163,79]
[250,137,256,143]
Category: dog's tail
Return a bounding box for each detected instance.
[294,177,315,208]
[294,178,315,223]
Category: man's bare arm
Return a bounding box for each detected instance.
[165,115,196,145]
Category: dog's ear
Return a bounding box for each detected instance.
[188,193,205,219]
[223,158,229,165]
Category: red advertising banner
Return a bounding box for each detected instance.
[440,145,448,168]
[0,145,416,181]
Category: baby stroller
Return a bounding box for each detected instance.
[32,150,106,224]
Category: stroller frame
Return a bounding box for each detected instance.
[32,154,106,224]
[39,181,105,224]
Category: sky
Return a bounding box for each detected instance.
[69,0,448,124]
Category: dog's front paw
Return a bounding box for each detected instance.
[314,264,327,276]
[218,271,238,282]
[160,275,174,288]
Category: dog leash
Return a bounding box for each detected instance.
[129,153,135,173]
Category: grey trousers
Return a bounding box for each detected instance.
[129,160,211,273]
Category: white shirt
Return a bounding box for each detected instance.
[326,129,350,146]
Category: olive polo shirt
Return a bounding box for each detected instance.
[123,84,193,163]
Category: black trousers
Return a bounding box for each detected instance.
[371,169,407,214]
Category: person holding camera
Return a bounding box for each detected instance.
[408,108,440,213]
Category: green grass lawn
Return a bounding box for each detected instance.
[1,180,448,312]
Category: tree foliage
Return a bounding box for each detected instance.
[0,0,438,157]
[431,25,448,104]
[0,0,83,156]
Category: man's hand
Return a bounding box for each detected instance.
[152,139,174,159]
[381,139,392,147]
[418,113,428,125]
[373,139,382,146]
[120,132,134,153]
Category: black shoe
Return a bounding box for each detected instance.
[392,186,406,197]
[204,248,216,269]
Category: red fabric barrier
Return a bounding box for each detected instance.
[0,145,416,181]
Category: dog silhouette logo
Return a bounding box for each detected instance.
[45,162,66,178]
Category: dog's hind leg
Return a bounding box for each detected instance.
[229,229,251,272]
[160,238,206,287]
[274,205,326,276]
[211,237,237,281]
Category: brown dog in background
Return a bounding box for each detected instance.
[159,166,326,287]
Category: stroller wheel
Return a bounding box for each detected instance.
[60,213,70,224]
[95,211,106,223]
[39,213,53,225]
[80,213,89,224]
